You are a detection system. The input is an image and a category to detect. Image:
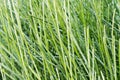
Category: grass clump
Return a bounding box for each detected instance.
[0,0,120,80]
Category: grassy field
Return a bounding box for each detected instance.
[0,0,120,80]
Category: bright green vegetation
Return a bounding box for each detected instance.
[0,0,120,80]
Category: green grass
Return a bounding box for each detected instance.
[0,0,120,80]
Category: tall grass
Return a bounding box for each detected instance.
[0,0,120,80]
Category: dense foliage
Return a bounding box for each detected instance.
[0,0,120,80]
